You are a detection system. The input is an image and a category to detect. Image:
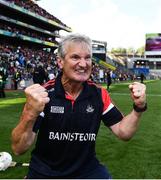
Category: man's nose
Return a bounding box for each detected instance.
[78,58,87,67]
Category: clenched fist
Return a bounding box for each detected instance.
[129,82,146,108]
[24,84,50,116]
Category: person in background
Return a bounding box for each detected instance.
[13,69,21,90]
[0,70,6,98]
[106,70,112,91]
[11,33,147,179]
[32,63,47,85]
[140,73,145,83]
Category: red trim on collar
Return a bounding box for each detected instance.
[65,94,75,107]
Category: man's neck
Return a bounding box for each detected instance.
[61,77,83,99]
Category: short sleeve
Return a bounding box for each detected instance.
[101,88,123,127]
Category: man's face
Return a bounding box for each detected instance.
[58,42,92,82]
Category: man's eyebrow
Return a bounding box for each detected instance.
[86,54,92,57]
[70,54,80,57]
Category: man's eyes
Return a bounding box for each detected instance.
[71,55,91,61]
[71,55,80,60]
[85,56,92,60]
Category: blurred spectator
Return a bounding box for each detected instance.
[48,73,55,80]
[13,68,21,90]
[32,63,47,85]
[106,71,112,91]
[140,73,145,83]
[0,70,6,98]
[18,53,25,67]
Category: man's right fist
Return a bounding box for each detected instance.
[25,84,50,115]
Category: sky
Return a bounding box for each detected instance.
[37,0,161,50]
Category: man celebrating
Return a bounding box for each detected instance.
[11,33,147,179]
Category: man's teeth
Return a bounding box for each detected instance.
[77,70,85,73]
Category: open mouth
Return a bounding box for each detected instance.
[76,69,86,73]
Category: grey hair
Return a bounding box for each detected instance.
[57,33,92,58]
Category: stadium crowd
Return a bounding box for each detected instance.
[5,0,70,28]
[0,43,59,90]
[0,23,57,43]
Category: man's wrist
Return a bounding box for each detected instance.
[24,103,40,119]
[133,102,147,112]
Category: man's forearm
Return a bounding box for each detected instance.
[117,110,142,140]
[11,104,37,155]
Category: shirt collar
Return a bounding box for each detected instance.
[54,72,92,100]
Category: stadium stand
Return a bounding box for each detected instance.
[0,0,72,90]
[0,0,135,91]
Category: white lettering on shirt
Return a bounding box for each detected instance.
[49,132,96,141]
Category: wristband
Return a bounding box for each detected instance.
[133,103,147,112]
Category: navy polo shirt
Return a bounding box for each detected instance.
[30,73,123,177]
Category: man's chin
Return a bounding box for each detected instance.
[74,77,89,83]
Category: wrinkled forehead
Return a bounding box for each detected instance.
[64,41,92,55]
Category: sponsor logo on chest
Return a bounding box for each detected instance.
[50,106,64,113]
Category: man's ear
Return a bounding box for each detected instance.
[57,57,64,69]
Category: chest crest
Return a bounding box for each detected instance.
[86,104,95,113]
